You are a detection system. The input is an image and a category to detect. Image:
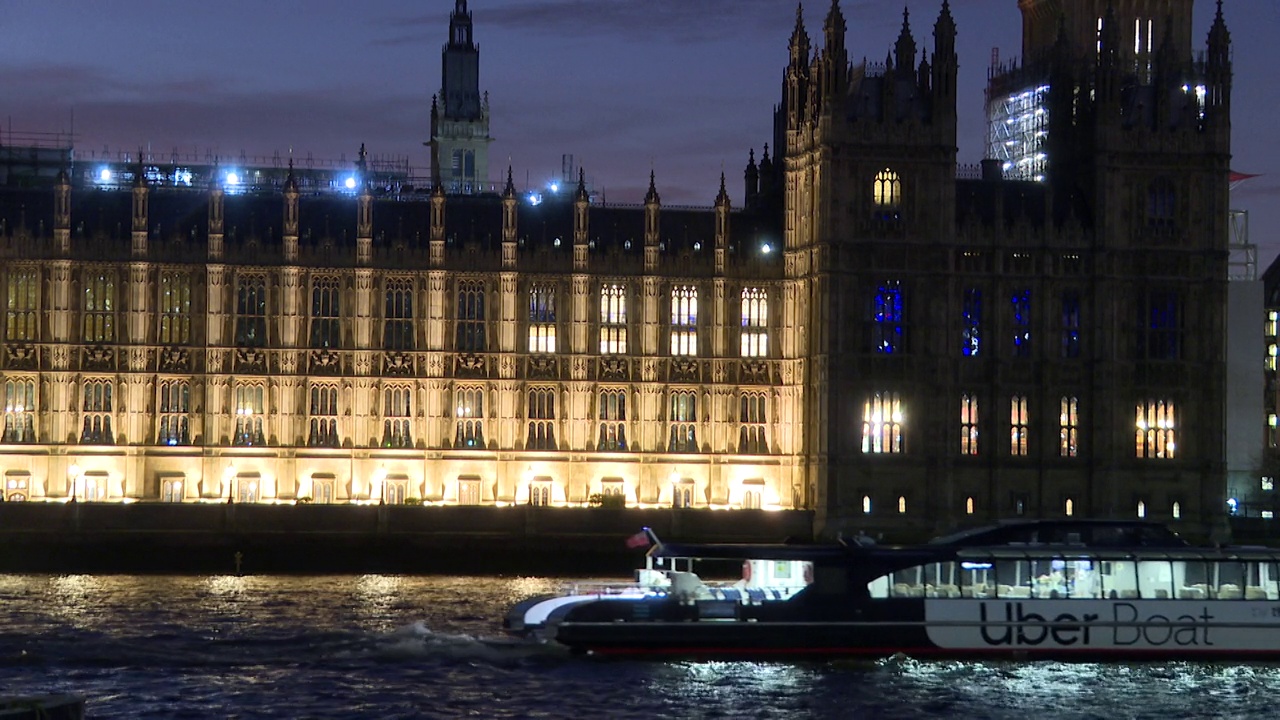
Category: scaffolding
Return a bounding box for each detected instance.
[987,83,1050,182]
[1228,209,1254,282]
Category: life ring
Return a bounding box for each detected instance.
[742,560,752,583]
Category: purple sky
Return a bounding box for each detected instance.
[2,0,1277,266]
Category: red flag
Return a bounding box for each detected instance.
[625,530,651,549]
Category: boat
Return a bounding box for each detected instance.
[503,520,1280,659]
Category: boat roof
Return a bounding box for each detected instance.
[650,542,849,562]
[928,519,1189,548]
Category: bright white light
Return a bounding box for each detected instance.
[761,243,772,255]
[98,168,112,183]
[549,182,559,193]
[226,172,240,186]
[344,176,357,190]
[528,193,542,206]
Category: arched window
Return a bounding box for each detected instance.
[158,381,190,446]
[898,496,907,514]
[234,275,268,348]
[597,389,628,451]
[383,278,415,351]
[382,386,412,448]
[82,271,116,343]
[1172,501,1181,519]
[862,392,904,454]
[965,496,975,515]
[670,285,698,356]
[80,379,115,445]
[309,277,342,349]
[1147,178,1176,228]
[1065,498,1075,517]
[1137,500,1147,519]
[740,288,768,357]
[528,284,557,354]
[960,394,979,455]
[6,268,38,342]
[668,390,698,452]
[862,495,873,515]
[873,168,901,207]
[456,281,487,352]
[526,388,557,450]
[234,384,266,446]
[738,393,768,454]
[308,385,339,447]
[1135,399,1176,459]
[454,387,485,448]
[599,284,627,354]
[158,272,192,345]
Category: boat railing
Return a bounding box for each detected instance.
[557,576,801,604]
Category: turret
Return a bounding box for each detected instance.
[131,151,149,258]
[1205,0,1231,119]
[283,159,299,262]
[207,165,225,260]
[54,170,71,256]
[644,171,660,273]
[573,168,589,272]
[745,149,759,208]
[785,4,811,132]
[501,166,517,269]
[714,172,730,276]
[894,8,916,80]
[821,0,848,102]
[931,0,957,111]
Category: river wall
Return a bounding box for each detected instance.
[0,503,814,575]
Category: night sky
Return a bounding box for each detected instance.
[2,0,1276,266]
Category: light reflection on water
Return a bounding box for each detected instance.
[2,574,1280,719]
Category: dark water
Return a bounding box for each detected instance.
[1,574,1278,719]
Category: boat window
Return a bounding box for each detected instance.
[1136,560,1173,599]
[1216,561,1247,599]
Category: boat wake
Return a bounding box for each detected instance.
[368,621,568,665]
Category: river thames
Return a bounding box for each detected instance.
[1,574,1278,719]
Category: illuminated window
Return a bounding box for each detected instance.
[5,268,38,341]
[528,284,557,354]
[1011,289,1031,357]
[234,275,268,348]
[960,394,979,456]
[82,271,116,343]
[456,282,487,353]
[742,489,762,510]
[529,478,552,507]
[309,277,341,349]
[1141,291,1181,360]
[673,481,694,509]
[739,392,768,454]
[1060,290,1080,359]
[158,381,190,446]
[80,379,114,444]
[740,288,768,357]
[962,288,982,357]
[1268,311,1278,338]
[2,379,36,443]
[1272,413,1279,448]
[597,389,628,451]
[161,477,183,503]
[670,286,698,356]
[1172,501,1181,519]
[863,495,873,514]
[234,384,265,446]
[1137,500,1147,519]
[1265,477,1276,491]
[873,168,901,207]
[454,387,485,448]
[158,272,192,345]
[965,496,975,515]
[599,284,627,354]
[307,385,338,448]
[898,496,907,514]
[1010,395,1029,456]
[526,388,557,450]
[1135,399,1176,459]
[1065,498,1074,517]
[668,390,698,453]
[870,282,905,354]
[383,278,415,351]
[1060,396,1079,458]
[382,386,412,449]
[861,392,904,454]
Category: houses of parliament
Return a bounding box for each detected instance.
[0,0,1235,538]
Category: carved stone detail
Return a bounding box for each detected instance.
[571,356,588,381]
[499,354,517,379]
[527,355,558,380]
[235,348,267,374]
[309,349,342,375]
[383,352,415,377]
[641,359,659,383]
[599,357,629,381]
[159,347,190,373]
[82,347,115,371]
[455,353,486,378]
[670,358,700,383]
[740,360,771,385]
[426,352,445,378]
[5,344,36,370]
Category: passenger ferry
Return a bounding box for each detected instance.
[504,520,1280,659]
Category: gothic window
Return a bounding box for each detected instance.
[233,383,266,446]
[870,282,905,354]
[873,168,901,208]
[80,379,114,444]
[1065,497,1075,517]
[526,388,557,450]
[309,277,341,349]
[863,495,873,514]
[1060,290,1081,359]
[743,489,763,510]
[82,271,116,343]
[962,288,982,357]
[960,394,979,456]
[454,387,485,448]
[383,279,415,351]
[739,392,768,454]
[668,390,698,453]
[1136,399,1176,459]
[159,272,192,345]
[898,496,907,514]
[1147,178,1175,229]
[1140,291,1181,360]
[2,379,35,443]
[599,284,627,355]
[1060,396,1079,458]
[5,268,37,341]
[862,392,904,454]
[161,477,183,503]
[308,384,340,447]
[670,285,698,356]
[456,282,486,353]
[597,389,627,451]
[234,275,268,348]
[1010,289,1032,357]
[740,288,768,358]
[529,479,552,507]
[1010,395,1029,457]
[382,386,412,448]
[158,380,190,446]
[965,496,975,515]
[672,481,694,509]
[528,284,557,354]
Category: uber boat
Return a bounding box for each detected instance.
[504,520,1280,659]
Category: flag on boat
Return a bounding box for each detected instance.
[625,529,652,549]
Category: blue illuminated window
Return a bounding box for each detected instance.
[1061,290,1080,359]
[1011,289,1032,357]
[871,282,904,354]
[1145,291,1180,360]
[962,288,982,357]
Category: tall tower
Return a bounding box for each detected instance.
[429,0,492,194]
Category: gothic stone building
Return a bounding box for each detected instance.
[0,0,1234,538]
